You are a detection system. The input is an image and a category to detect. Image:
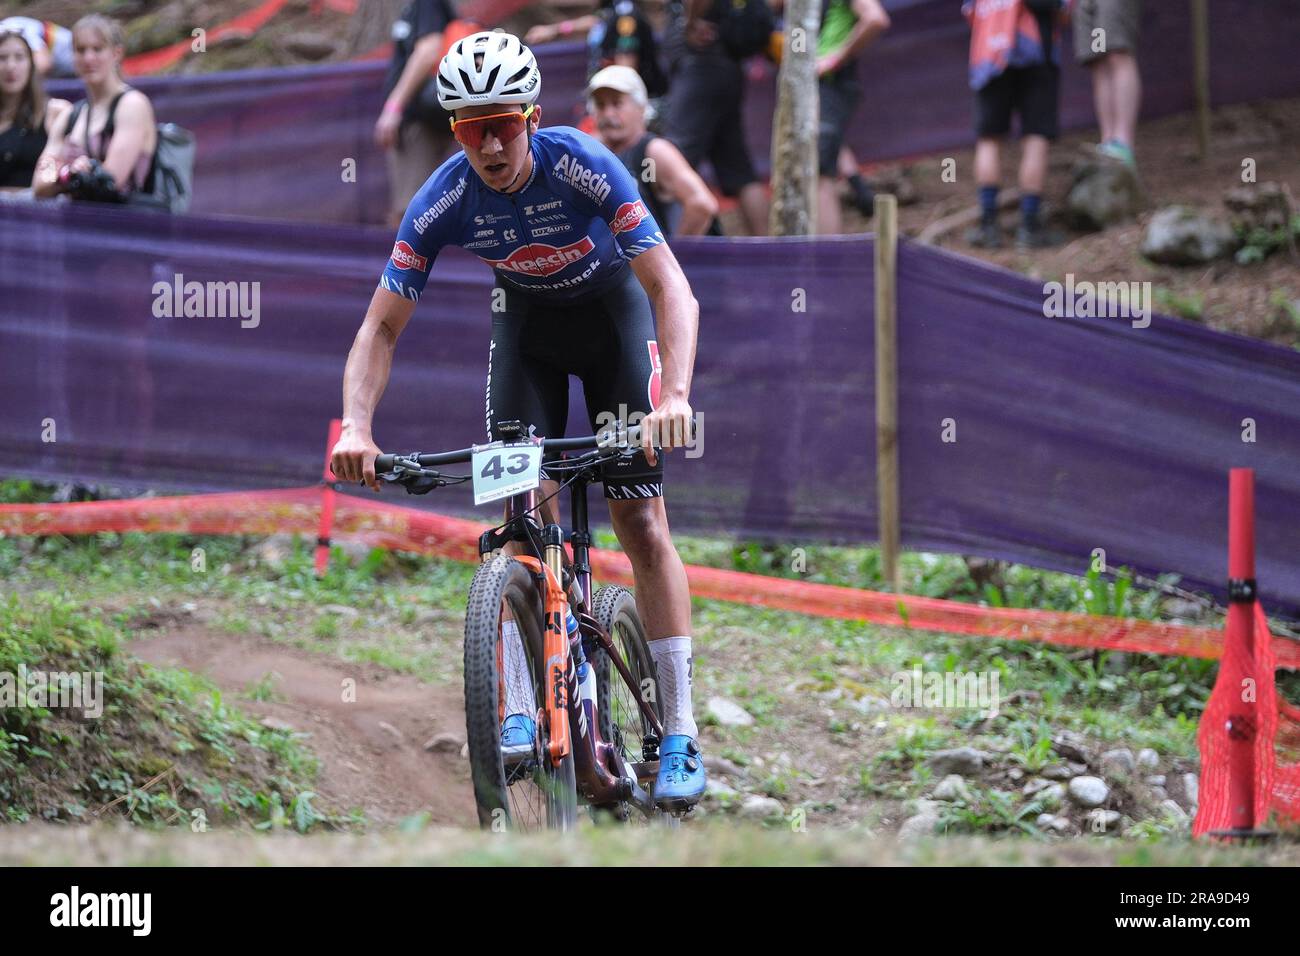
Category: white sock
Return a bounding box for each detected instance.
[501,620,536,718]
[649,636,697,739]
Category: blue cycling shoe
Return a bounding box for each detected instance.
[654,734,706,811]
[500,713,536,764]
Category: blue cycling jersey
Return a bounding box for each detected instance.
[379,126,666,302]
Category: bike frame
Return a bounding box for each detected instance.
[479,471,666,817]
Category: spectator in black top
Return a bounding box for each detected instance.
[376,0,460,227]
[661,0,773,235]
[587,65,717,236]
[527,2,669,128]
[0,28,70,193]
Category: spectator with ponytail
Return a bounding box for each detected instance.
[32,15,157,204]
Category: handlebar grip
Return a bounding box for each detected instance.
[374,454,395,474]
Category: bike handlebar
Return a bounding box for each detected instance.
[374,421,689,475]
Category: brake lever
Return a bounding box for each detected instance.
[378,455,450,495]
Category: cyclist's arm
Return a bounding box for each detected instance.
[336,287,418,489]
[644,137,718,236]
[629,243,698,458]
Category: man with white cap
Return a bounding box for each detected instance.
[587,65,718,237]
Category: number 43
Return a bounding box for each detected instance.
[479,452,532,481]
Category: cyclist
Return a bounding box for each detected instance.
[330,31,706,811]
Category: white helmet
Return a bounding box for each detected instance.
[436,30,541,110]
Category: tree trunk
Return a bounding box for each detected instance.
[768,0,819,236]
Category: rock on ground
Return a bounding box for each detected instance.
[925,747,987,776]
[1068,776,1110,808]
[933,775,974,802]
[706,697,754,727]
[1100,748,1136,776]
[738,795,784,821]
[1140,205,1239,265]
[1068,154,1144,230]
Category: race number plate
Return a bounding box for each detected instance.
[471,442,542,505]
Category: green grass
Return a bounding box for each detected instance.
[3,824,1297,867]
[2,479,1282,842]
[0,591,348,831]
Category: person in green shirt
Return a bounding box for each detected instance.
[782,0,890,234]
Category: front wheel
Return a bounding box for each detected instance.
[463,553,578,831]
[590,584,671,824]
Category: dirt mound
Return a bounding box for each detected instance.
[130,624,478,827]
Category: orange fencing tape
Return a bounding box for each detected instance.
[5,488,1298,669]
[123,0,290,75]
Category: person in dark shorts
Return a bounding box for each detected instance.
[375,0,461,227]
[963,0,1071,249]
[808,0,890,234]
[661,0,771,235]
[587,65,718,236]
[488,268,667,498]
[1074,0,1142,166]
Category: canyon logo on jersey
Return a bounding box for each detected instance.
[486,237,596,278]
[390,240,428,272]
[611,200,648,235]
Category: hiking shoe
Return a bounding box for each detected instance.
[965,220,1004,249]
[500,713,536,764]
[846,177,875,218]
[654,734,706,811]
[1015,221,1064,249]
[1095,140,1136,167]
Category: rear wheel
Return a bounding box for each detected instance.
[590,585,672,825]
[464,553,578,831]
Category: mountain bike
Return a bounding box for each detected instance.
[376,419,678,831]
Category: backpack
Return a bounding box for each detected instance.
[715,0,776,60]
[64,91,195,213]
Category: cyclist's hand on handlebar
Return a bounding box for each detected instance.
[330,425,383,492]
[639,396,693,468]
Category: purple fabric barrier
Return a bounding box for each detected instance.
[3,201,1300,614]
[895,242,1300,617]
[43,0,1300,226]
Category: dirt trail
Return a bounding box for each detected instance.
[130,626,478,827]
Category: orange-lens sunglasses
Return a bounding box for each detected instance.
[449,104,538,149]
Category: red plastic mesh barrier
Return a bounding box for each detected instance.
[1194,602,1281,834]
[4,488,1299,822]
[1276,699,1300,824]
[5,490,1300,668]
